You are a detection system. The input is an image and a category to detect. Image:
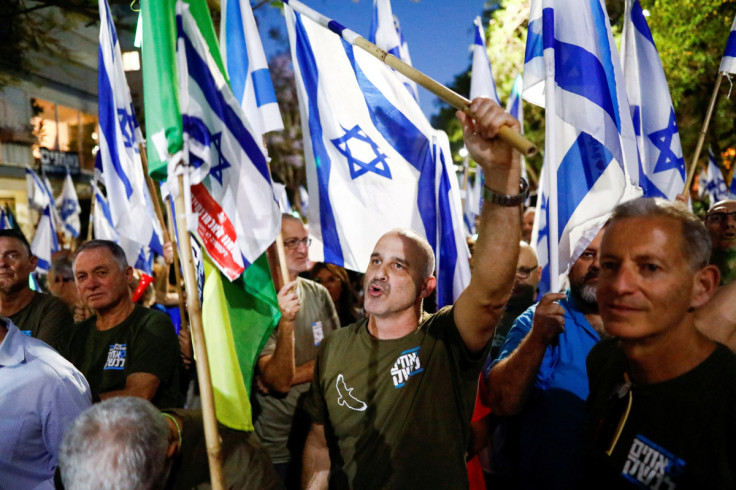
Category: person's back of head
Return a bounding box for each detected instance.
[59,397,170,490]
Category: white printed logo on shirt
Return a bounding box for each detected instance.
[336,374,367,411]
[621,434,685,489]
[390,347,423,388]
[103,343,126,370]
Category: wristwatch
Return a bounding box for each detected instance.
[481,178,529,207]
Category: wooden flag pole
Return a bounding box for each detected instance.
[165,194,189,341]
[683,73,723,193]
[87,183,95,242]
[174,174,226,490]
[282,0,537,157]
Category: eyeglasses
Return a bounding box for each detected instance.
[516,265,538,278]
[705,211,736,225]
[283,237,311,250]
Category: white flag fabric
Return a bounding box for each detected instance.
[92,182,120,243]
[25,167,50,211]
[176,1,281,280]
[273,182,293,213]
[57,172,81,238]
[506,74,528,185]
[720,17,736,74]
[621,0,685,200]
[524,0,642,294]
[369,0,419,101]
[98,0,164,266]
[30,205,59,272]
[705,148,729,204]
[220,0,284,139]
[470,16,500,104]
[286,6,470,307]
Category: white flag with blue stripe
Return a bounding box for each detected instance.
[369,0,419,102]
[30,205,59,272]
[92,182,119,243]
[470,16,500,104]
[621,0,685,200]
[220,0,283,140]
[506,74,528,185]
[25,167,51,211]
[57,172,81,238]
[286,6,470,307]
[176,1,281,281]
[720,17,736,74]
[524,0,642,294]
[705,148,729,203]
[98,0,164,266]
[0,208,9,230]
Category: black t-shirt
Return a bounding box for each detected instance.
[304,306,488,489]
[10,291,73,353]
[66,305,182,408]
[582,338,736,489]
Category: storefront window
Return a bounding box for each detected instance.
[31,98,98,171]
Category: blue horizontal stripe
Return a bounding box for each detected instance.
[724,30,736,58]
[630,0,654,46]
[556,132,613,238]
[524,17,543,63]
[224,0,249,103]
[294,13,343,266]
[252,68,278,107]
[179,14,271,185]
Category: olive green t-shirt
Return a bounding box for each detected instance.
[10,291,73,353]
[66,305,182,408]
[254,278,339,464]
[304,306,487,489]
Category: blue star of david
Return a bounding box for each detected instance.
[208,132,230,185]
[331,125,391,180]
[117,108,136,149]
[647,109,685,178]
[60,199,77,219]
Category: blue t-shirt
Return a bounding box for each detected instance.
[487,292,600,490]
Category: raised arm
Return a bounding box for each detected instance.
[485,292,566,415]
[453,98,523,352]
[257,280,300,393]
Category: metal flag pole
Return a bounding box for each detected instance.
[282,0,537,157]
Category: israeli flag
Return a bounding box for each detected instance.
[720,17,736,74]
[25,167,51,211]
[286,7,470,307]
[273,182,293,213]
[705,148,729,204]
[470,16,500,104]
[621,0,685,200]
[524,0,642,294]
[92,182,119,243]
[0,208,10,230]
[98,0,164,265]
[369,0,419,101]
[506,74,528,185]
[176,1,281,281]
[220,0,283,140]
[30,205,59,272]
[57,172,81,238]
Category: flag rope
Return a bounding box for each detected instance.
[282,0,537,157]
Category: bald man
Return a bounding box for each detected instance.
[301,98,524,489]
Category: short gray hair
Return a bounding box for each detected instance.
[387,228,435,279]
[59,397,170,490]
[74,240,128,271]
[609,198,711,270]
[50,255,74,280]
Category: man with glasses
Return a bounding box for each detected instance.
[254,213,339,487]
[483,226,605,490]
[0,229,72,352]
[704,200,736,285]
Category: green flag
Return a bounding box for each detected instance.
[202,253,280,430]
[140,0,226,180]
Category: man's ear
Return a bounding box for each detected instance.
[29,254,38,269]
[124,266,134,282]
[420,277,437,299]
[691,265,720,309]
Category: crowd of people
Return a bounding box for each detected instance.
[1,98,735,489]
